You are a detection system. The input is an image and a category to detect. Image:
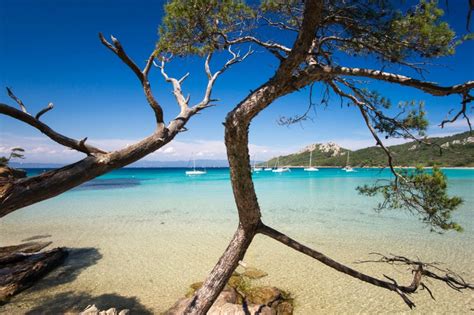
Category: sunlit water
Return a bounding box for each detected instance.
[1,168,473,314]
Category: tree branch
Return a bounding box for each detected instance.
[327,80,400,181]
[1,34,222,217]
[6,87,28,113]
[193,46,253,110]
[184,1,325,313]
[258,222,427,309]
[35,103,54,120]
[98,33,164,124]
[321,65,474,97]
[0,102,106,155]
[154,56,190,115]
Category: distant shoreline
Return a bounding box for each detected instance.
[279,166,474,169]
[17,165,474,170]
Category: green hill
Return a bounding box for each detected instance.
[261,132,474,167]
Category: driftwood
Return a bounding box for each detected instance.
[0,242,68,302]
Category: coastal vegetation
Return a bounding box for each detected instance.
[1,0,473,314]
[263,131,474,167]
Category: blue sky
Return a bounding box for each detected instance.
[0,0,473,163]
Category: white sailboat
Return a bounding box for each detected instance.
[264,161,272,171]
[252,156,262,172]
[272,157,290,173]
[185,156,207,175]
[303,150,319,172]
[342,151,355,172]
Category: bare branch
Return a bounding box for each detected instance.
[440,92,473,132]
[154,58,189,115]
[194,47,253,110]
[0,103,106,155]
[320,65,474,97]
[226,35,291,54]
[6,88,28,113]
[98,33,164,124]
[261,16,299,32]
[258,222,436,309]
[356,253,474,291]
[35,103,54,120]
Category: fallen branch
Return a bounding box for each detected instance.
[0,243,68,302]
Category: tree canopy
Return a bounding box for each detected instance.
[157,0,473,233]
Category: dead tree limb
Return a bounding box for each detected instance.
[0,243,67,302]
[0,34,246,217]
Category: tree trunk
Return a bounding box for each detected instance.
[183,224,257,313]
[0,243,67,301]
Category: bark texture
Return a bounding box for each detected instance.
[0,242,67,301]
[0,32,245,217]
[184,0,473,313]
[184,1,324,313]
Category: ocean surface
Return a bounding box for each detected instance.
[1,167,473,314]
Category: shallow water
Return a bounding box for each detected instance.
[1,168,473,314]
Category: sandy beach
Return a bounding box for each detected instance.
[1,168,472,314]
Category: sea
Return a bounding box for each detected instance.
[0,167,473,314]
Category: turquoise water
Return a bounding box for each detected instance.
[18,167,474,235]
[1,167,473,313]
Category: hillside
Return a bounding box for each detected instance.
[262,132,474,167]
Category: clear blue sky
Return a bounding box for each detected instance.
[0,0,473,163]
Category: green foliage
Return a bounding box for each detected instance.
[373,100,428,139]
[260,0,302,27]
[357,166,463,232]
[156,0,254,56]
[389,0,457,58]
[0,147,25,167]
[261,132,474,167]
[326,0,468,63]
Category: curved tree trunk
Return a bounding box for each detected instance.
[184,2,324,313]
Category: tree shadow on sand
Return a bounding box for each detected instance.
[25,291,153,314]
[25,247,103,292]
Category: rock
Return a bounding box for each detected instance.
[247,305,276,314]
[209,303,247,315]
[80,305,129,315]
[80,304,99,314]
[166,287,238,314]
[276,301,294,315]
[164,297,192,315]
[298,142,344,156]
[228,274,244,288]
[167,276,293,315]
[242,267,268,279]
[247,286,282,305]
[185,281,204,297]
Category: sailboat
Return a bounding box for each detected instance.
[264,161,272,171]
[342,151,354,172]
[185,155,207,175]
[252,157,262,172]
[272,157,290,173]
[303,150,319,172]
